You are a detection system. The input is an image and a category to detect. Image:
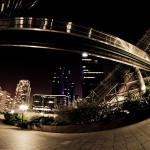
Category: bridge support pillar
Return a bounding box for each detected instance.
[134,67,146,94]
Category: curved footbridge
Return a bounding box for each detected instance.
[0,17,150,72]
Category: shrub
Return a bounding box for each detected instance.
[4,112,20,125]
[39,116,54,125]
[17,120,29,129]
[56,102,111,125]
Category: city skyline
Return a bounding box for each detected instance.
[0,1,149,99]
[0,48,83,98]
[0,46,117,98]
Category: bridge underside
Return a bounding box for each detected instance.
[0,28,150,72]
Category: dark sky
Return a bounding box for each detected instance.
[0,0,149,98]
[24,0,150,45]
[0,47,83,97]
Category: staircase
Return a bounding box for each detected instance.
[86,26,150,104]
[86,63,131,103]
[136,27,150,52]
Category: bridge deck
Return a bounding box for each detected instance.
[0,17,150,71]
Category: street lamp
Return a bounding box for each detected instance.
[48,100,54,112]
[19,104,28,126]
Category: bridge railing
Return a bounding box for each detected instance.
[0,17,150,62]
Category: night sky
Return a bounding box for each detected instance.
[0,0,149,98]
[24,0,150,45]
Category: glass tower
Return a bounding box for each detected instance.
[52,67,75,102]
[81,54,104,98]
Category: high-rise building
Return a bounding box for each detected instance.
[69,81,75,103]
[52,67,65,95]
[15,80,31,107]
[0,87,14,112]
[81,53,104,98]
[63,68,70,97]
[52,67,75,102]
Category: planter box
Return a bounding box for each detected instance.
[27,116,127,133]
[27,122,105,133]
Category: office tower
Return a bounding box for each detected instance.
[63,68,70,97]
[69,81,75,103]
[15,80,31,107]
[81,53,104,98]
[0,87,13,112]
[52,67,65,95]
[52,67,75,102]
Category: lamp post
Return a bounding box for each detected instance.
[48,100,54,111]
[19,104,28,126]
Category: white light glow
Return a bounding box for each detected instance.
[83,72,104,74]
[67,22,72,33]
[19,104,28,111]
[84,77,96,79]
[82,52,88,57]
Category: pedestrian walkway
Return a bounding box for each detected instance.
[1,113,150,149]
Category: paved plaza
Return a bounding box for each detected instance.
[1,114,150,149]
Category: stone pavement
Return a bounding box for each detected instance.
[1,114,150,150]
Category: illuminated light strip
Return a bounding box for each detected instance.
[1,3,4,12]
[83,77,96,79]
[83,72,104,74]
[33,107,52,111]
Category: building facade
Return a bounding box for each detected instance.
[0,87,14,112]
[81,54,104,98]
[32,94,69,112]
[52,67,75,102]
[15,80,31,108]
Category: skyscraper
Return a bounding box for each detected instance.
[81,53,104,98]
[69,81,75,103]
[15,80,31,107]
[52,67,75,102]
[0,87,13,112]
[52,67,64,95]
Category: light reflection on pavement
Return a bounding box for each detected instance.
[0,114,150,150]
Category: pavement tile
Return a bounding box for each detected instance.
[2,113,150,150]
